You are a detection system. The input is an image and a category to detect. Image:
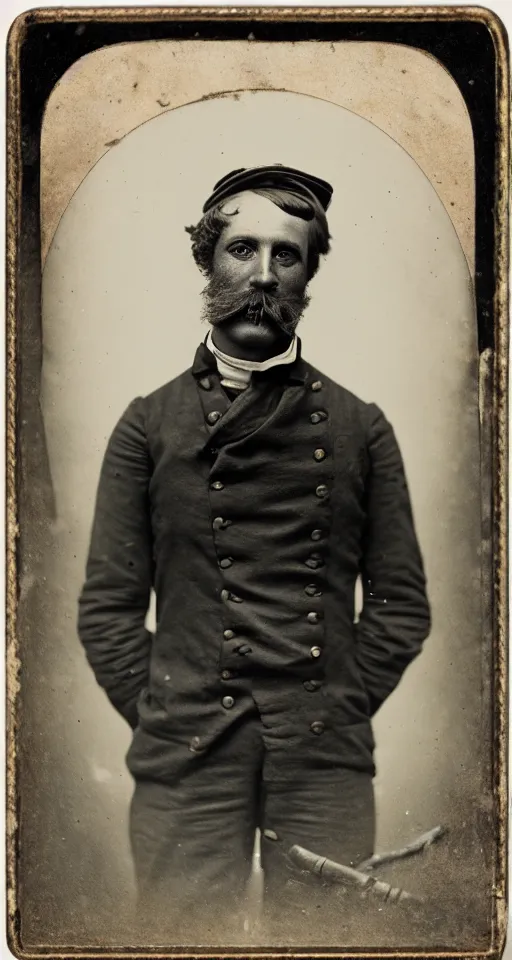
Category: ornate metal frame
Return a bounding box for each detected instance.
[5,7,509,959]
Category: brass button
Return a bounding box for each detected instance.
[305,584,323,598]
[236,643,252,655]
[213,517,230,531]
[310,411,327,424]
[223,629,235,640]
[314,448,326,461]
[311,380,323,392]
[189,736,202,752]
[199,377,211,390]
[207,410,222,425]
[315,484,328,498]
[310,720,325,735]
[263,829,279,841]
[211,480,224,491]
[304,680,322,692]
[311,529,323,541]
[305,554,324,570]
[222,695,235,709]
[221,669,233,680]
[307,611,322,624]
[221,589,243,603]
[219,557,234,569]
[310,646,322,658]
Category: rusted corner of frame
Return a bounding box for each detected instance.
[4,6,510,960]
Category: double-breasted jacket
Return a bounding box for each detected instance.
[78,339,431,784]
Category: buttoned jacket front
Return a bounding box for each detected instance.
[78,339,431,784]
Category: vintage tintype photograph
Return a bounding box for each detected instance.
[5,6,509,959]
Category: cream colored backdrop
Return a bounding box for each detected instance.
[21,47,489,950]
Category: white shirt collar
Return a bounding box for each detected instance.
[206,330,298,392]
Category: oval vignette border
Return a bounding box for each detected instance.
[5,6,510,960]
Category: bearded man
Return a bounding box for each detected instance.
[77,165,431,945]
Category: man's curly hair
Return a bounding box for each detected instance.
[185,188,331,282]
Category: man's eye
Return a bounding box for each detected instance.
[229,244,254,259]
[275,249,298,265]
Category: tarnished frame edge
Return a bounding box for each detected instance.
[4,6,509,960]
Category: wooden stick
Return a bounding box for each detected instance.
[357,825,447,872]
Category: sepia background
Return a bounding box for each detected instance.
[17,39,493,950]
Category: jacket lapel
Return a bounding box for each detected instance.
[191,337,310,451]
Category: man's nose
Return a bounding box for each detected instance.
[249,252,278,291]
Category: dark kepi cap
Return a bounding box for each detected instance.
[202,164,333,214]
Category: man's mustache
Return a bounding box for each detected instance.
[201,278,310,336]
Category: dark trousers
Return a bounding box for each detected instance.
[129,715,375,947]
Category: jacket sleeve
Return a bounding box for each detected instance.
[77,397,153,729]
[354,403,431,716]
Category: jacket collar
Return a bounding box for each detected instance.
[191,334,309,386]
